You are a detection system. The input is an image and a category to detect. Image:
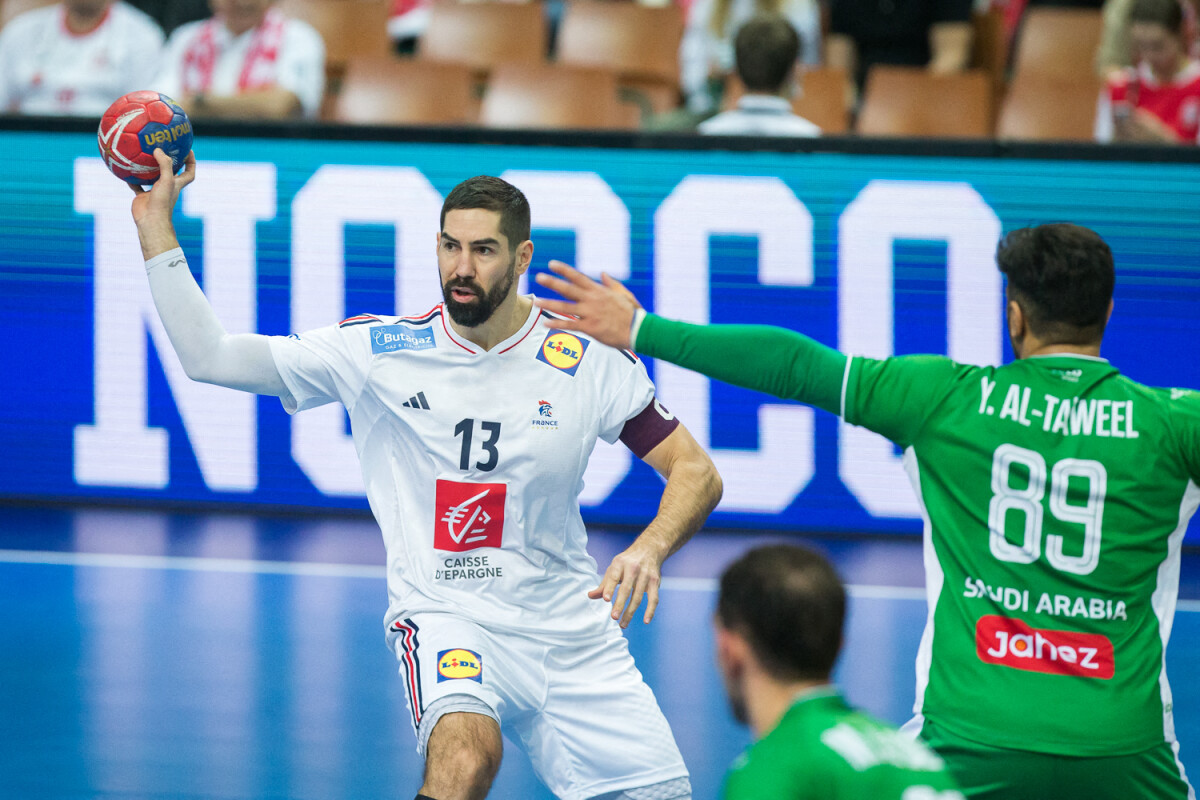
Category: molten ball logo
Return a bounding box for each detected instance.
[97,91,193,185]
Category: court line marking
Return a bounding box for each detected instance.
[2,549,1199,611]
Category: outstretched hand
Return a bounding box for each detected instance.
[130,149,195,259]
[591,541,666,628]
[534,261,642,350]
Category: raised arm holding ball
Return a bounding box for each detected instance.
[121,153,722,800]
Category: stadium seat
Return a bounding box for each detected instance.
[278,0,394,73]
[1011,8,1103,80]
[480,64,638,130]
[723,66,851,134]
[856,66,993,138]
[0,0,56,28]
[996,74,1103,141]
[556,2,684,113]
[418,1,548,75]
[332,57,478,125]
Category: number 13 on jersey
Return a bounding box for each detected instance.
[455,418,502,472]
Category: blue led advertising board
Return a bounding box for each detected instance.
[1,127,1198,540]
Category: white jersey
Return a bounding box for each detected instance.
[154,14,325,118]
[268,301,658,642]
[0,2,164,116]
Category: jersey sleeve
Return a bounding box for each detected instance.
[844,354,965,447]
[277,20,325,118]
[634,313,848,416]
[594,348,657,446]
[153,23,197,100]
[267,324,373,414]
[0,23,17,111]
[124,17,166,98]
[1165,388,1200,485]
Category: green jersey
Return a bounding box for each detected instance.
[636,314,1200,757]
[723,688,963,800]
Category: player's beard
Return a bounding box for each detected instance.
[722,672,750,726]
[442,254,518,327]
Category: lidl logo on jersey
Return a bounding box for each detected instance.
[437,648,483,682]
[434,479,506,552]
[371,325,435,354]
[536,332,589,376]
[976,615,1114,679]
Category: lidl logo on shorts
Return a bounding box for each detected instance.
[976,615,1114,679]
[371,325,435,354]
[437,648,483,682]
[536,332,588,376]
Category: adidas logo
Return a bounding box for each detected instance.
[402,392,430,410]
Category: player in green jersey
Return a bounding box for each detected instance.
[716,543,963,799]
[534,223,1198,799]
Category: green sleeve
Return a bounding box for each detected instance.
[846,354,967,447]
[634,313,848,416]
[1162,387,1200,485]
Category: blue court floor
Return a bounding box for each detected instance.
[1,503,1198,800]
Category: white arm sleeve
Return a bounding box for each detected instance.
[144,247,289,397]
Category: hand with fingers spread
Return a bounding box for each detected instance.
[131,148,196,260]
[534,260,642,350]
[591,540,667,628]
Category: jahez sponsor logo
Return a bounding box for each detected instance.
[976,615,1114,679]
[434,479,505,552]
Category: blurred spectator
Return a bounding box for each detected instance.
[0,0,163,116]
[388,0,429,54]
[124,0,209,35]
[826,0,973,93]
[680,0,820,114]
[155,0,324,120]
[1095,0,1200,143]
[699,15,820,136]
[1097,0,1197,74]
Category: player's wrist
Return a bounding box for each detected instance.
[144,246,185,273]
[629,308,648,350]
[138,231,182,262]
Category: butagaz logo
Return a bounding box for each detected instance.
[437,648,483,682]
[976,615,1114,679]
[371,325,435,354]
[434,479,506,552]
[536,332,589,376]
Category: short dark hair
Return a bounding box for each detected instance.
[440,175,531,250]
[996,223,1115,345]
[1130,0,1184,34]
[716,543,845,682]
[734,15,801,93]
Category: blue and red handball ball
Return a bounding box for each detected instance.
[97,90,193,185]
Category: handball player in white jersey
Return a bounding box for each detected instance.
[125,150,723,800]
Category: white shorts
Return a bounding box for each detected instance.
[387,612,689,800]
